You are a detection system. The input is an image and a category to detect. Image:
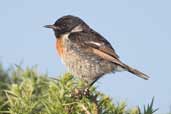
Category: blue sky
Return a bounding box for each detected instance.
[0,0,171,113]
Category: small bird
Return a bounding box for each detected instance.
[44,15,149,85]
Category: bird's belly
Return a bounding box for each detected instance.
[63,48,116,83]
[56,37,117,83]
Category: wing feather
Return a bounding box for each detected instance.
[69,31,119,59]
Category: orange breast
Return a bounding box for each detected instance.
[56,38,64,57]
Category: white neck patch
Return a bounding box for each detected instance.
[61,24,83,40]
[71,24,83,33]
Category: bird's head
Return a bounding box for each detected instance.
[44,15,89,38]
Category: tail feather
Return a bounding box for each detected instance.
[94,48,150,80]
[123,64,149,80]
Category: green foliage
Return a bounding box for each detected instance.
[138,97,158,114]
[0,64,10,112]
[0,65,158,114]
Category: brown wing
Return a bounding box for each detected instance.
[69,31,119,59]
[69,31,126,67]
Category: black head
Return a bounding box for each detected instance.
[44,15,89,37]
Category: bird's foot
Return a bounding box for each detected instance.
[71,87,90,99]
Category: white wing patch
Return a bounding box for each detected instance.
[86,41,101,46]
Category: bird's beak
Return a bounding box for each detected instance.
[43,25,60,30]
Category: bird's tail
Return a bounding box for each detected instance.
[92,47,150,80]
[122,63,150,80]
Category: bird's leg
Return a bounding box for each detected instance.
[89,79,98,87]
[71,78,100,98]
[76,77,100,97]
[89,76,101,87]
[80,78,101,96]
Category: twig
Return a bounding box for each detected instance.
[92,95,99,114]
[80,104,91,114]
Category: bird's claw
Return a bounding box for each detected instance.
[71,87,90,99]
